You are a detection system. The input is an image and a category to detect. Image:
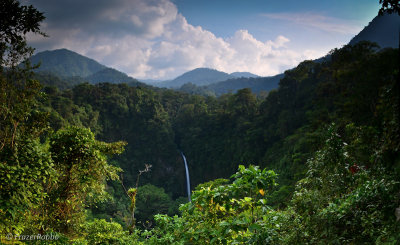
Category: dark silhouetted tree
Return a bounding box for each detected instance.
[378,0,400,15]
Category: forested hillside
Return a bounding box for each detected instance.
[1,0,399,244]
[179,73,283,96]
[157,68,234,88]
[30,49,145,85]
[30,49,106,77]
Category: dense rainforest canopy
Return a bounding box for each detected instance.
[0,0,399,244]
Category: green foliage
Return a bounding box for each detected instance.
[144,165,280,244]
[0,0,49,234]
[40,42,398,210]
[86,67,139,84]
[0,0,45,68]
[0,138,55,233]
[135,184,173,227]
[46,126,126,234]
[281,124,400,244]
[34,71,86,90]
[29,49,105,78]
[30,49,147,86]
[0,73,47,148]
[130,43,400,244]
[204,74,282,96]
[31,42,399,239]
[2,2,400,243]
[76,219,138,245]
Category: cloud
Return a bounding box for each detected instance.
[225,30,314,76]
[262,12,362,35]
[28,0,325,79]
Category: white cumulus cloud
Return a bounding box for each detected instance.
[29,0,325,80]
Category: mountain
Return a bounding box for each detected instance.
[230,72,259,78]
[206,74,283,96]
[349,13,400,48]
[30,49,106,77]
[178,74,283,96]
[140,79,165,85]
[86,67,137,84]
[30,49,144,87]
[171,69,280,96]
[154,68,261,89]
[160,68,234,88]
[31,13,398,92]
[175,13,400,96]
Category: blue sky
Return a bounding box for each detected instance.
[174,0,380,47]
[174,0,379,35]
[27,0,381,79]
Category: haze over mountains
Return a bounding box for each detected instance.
[204,74,283,96]
[230,72,259,78]
[154,68,259,88]
[29,13,399,95]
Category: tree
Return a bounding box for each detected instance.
[145,165,279,244]
[283,124,400,243]
[0,0,49,234]
[123,164,152,232]
[0,0,45,69]
[47,127,126,234]
[0,136,55,234]
[0,0,46,151]
[79,219,137,245]
[135,184,172,228]
[378,0,400,15]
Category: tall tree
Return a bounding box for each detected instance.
[0,0,48,234]
[47,127,126,234]
[0,0,46,150]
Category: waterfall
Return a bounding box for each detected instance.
[181,152,191,202]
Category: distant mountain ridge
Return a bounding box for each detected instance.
[31,49,106,77]
[29,49,277,94]
[230,72,259,78]
[178,74,283,96]
[155,68,260,88]
[178,13,400,96]
[30,49,143,86]
[30,13,398,93]
[206,74,283,96]
[158,68,233,88]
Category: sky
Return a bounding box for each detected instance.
[26,0,381,80]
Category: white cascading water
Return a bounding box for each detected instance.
[180,152,191,202]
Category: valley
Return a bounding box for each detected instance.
[1,0,400,243]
